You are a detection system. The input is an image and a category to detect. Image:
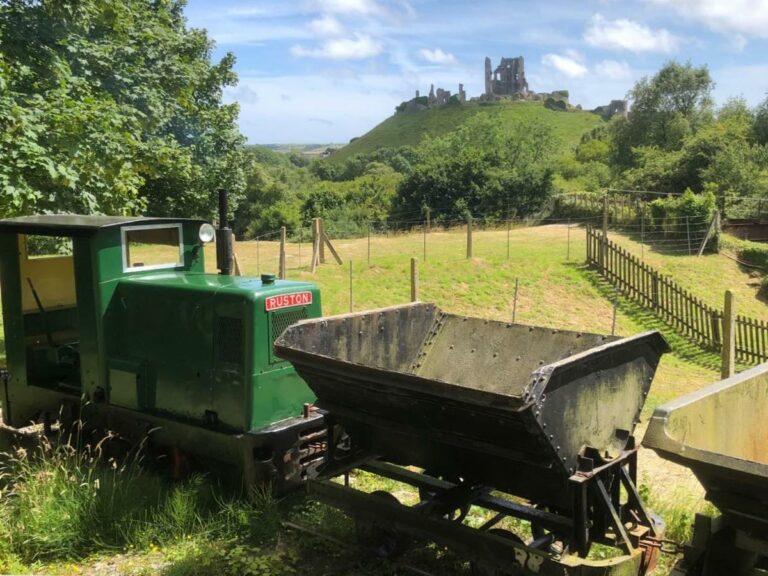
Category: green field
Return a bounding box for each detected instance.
[225,225,734,401]
[2,224,765,575]
[331,100,605,162]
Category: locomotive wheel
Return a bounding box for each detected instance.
[418,469,470,522]
[469,529,525,576]
[354,491,410,558]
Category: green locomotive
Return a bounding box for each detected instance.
[0,205,324,490]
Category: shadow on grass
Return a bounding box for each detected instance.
[576,264,723,372]
[611,227,714,258]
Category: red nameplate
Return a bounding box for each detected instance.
[265,291,313,311]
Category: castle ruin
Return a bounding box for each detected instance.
[482,56,569,108]
[484,56,529,98]
[395,55,626,117]
[593,99,628,119]
[396,82,466,113]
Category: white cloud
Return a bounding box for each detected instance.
[647,0,768,38]
[731,34,748,51]
[227,73,409,143]
[227,84,260,103]
[397,0,417,18]
[208,25,309,45]
[541,53,588,78]
[313,0,383,15]
[594,59,632,80]
[309,15,344,36]
[584,14,679,53]
[291,34,383,60]
[418,48,457,65]
[225,6,271,17]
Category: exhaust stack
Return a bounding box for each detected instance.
[216,188,234,275]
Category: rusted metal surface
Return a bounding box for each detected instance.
[644,362,768,539]
[275,303,669,512]
[309,461,650,576]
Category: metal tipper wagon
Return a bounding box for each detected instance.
[276,303,670,575]
[644,363,768,575]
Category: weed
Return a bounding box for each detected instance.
[640,480,715,544]
[0,432,282,567]
[162,539,298,576]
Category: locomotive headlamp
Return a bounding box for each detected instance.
[199,223,216,243]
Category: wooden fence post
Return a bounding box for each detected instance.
[722,290,736,379]
[319,218,326,264]
[598,196,609,272]
[507,218,511,260]
[466,213,473,259]
[697,210,720,257]
[651,270,660,310]
[279,226,286,279]
[512,278,519,323]
[410,257,419,302]
[310,218,320,273]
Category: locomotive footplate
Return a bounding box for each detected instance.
[309,442,661,576]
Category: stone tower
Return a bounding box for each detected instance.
[484,57,493,97]
[485,56,529,97]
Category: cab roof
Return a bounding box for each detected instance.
[0,215,206,237]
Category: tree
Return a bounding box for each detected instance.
[754,95,768,146]
[394,115,556,222]
[0,0,246,218]
[618,98,768,201]
[611,61,714,167]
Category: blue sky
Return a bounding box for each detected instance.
[184,0,768,144]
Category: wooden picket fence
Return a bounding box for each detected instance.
[586,226,768,365]
[554,193,638,224]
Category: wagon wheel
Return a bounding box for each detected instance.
[418,469,470,522]
[469,529,526,576]
[354,491,410,558]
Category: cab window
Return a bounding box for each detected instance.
[122,224,183,272]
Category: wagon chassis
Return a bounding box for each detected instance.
[310,430,661,576]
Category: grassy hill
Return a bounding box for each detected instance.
[331,100,605,162]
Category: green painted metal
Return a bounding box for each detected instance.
[0,216,321,444]
[0,214,205,237]
[104,273,320,431]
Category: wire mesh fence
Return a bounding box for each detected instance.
[586,226,768,365]
[222,202,767,367]
[232,215,599,279]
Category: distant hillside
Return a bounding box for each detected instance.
[331,101,605,162]
[257,143,344,156]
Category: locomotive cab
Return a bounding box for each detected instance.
[0,215,324,490]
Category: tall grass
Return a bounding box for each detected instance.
[0,432,280,571]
